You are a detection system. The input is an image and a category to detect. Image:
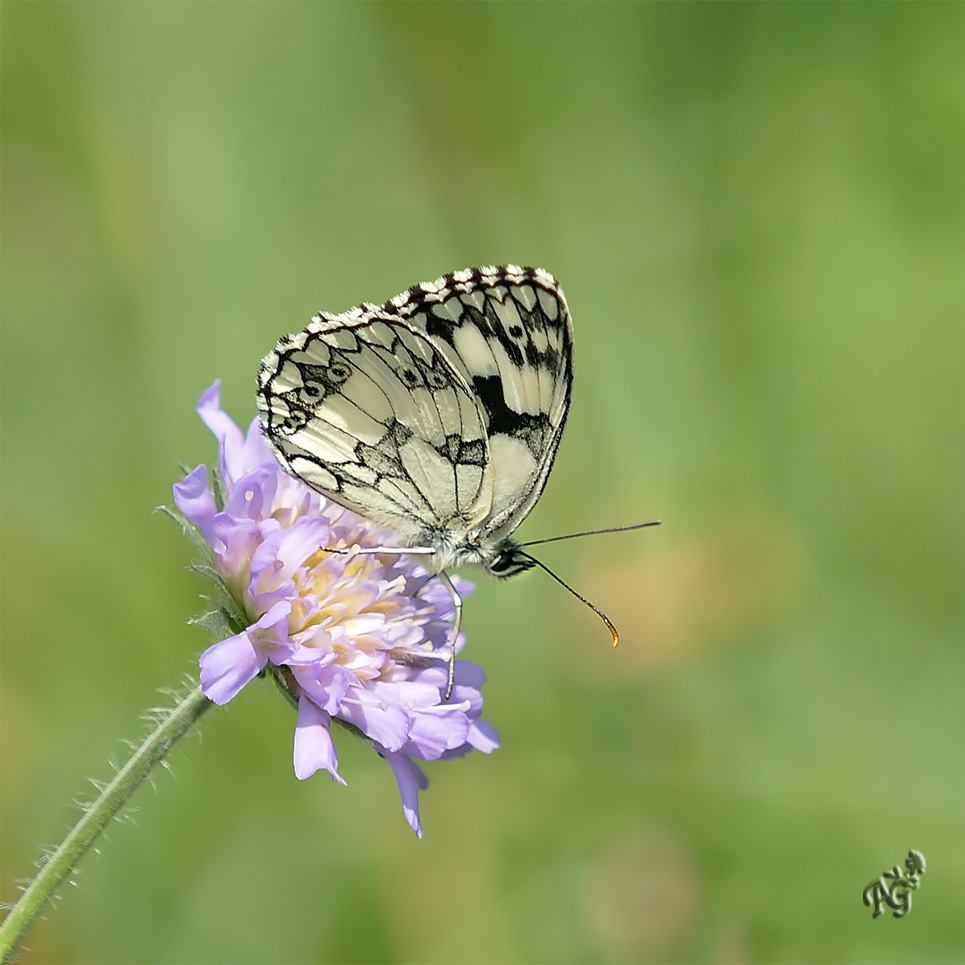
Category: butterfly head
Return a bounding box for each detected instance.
[485,540,536,580]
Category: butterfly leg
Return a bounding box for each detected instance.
[311,543,461,697]
[437,571,462,701]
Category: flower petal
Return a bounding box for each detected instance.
[340,694,412,752]
[384,751,428,838]
[406,707,471,759]
[468,719,500,754]
[290,660,352,717]
[173,465,218,545]
[293,696,346,784]
[242,415,276,469]
[199,633,265,705]
[197,382,248,485]
[223,466,278,523]
[199,600,292,704]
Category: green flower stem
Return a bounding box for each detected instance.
[0,683,213,962]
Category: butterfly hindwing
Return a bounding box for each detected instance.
[257,265,573,553]
[257,315,491,542]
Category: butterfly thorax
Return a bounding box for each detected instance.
[417,528,535,579]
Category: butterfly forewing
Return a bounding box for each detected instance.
[257,265,573,562]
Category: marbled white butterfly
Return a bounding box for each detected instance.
[257,265,658,696]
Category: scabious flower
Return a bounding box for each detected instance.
[173,382,499,836]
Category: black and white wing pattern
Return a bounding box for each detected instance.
[257,265,573,572]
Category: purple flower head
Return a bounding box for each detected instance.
[174,382,499,836]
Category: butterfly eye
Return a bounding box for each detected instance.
[488,552,515,576]
[328,363,352,383]
[487,549,533,579]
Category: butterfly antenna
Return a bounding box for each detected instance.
[517,551,621,648]
[520,519,662,549]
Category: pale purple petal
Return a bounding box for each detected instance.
[197,382,247,485]
[439,719,501,761]
[246,599,295,660]
[467,719,500,753]
[291,661,352,716]
[448,661,487,714]
[199,633,265,705]
[200,599,294,703]
[338,689,413,752]
[207,513,260,578]
[222,466,278,522]
[249,517,333,593]
[173,465,218,544]
[405,706,471,759]
[384,751,428,839]
[293,697,345,784]
[243,416,276,468]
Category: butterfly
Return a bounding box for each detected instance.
[257,265,657,696]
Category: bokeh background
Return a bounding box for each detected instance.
[2,4,962,963]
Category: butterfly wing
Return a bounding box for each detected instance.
[386,266,573,543]
[258,309,494,544]
[257,265,573,549]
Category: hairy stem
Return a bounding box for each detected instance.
[0,684,212,962]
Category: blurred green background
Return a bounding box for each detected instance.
[2,3,961,963]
